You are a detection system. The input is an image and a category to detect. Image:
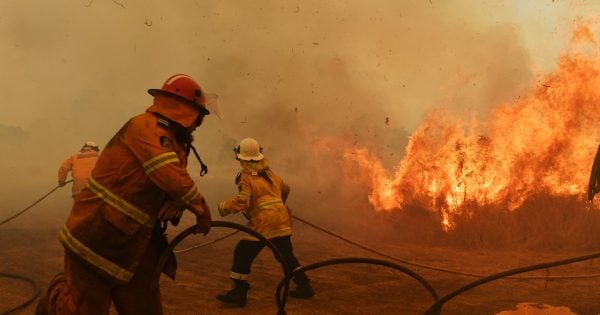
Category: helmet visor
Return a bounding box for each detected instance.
[204,93,223,120]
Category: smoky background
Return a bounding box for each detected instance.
[1,0,598,247]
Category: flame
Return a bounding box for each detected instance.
[327,23,600,230]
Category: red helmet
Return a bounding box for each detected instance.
[148,74,210,116]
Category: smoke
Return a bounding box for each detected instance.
[1,0,598,237]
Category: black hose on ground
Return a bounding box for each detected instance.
[424,250,600,314]
[0,272,41,315]
[160,219,600,314]
[292,214,600,280]
[274,257,439,315]
[159,222,441,315]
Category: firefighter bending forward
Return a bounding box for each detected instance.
[36,74,215,315]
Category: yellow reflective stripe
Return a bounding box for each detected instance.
[230,271,249,280]
[142,152,179,175]
[180,186,200,204]
[218,202,228,216]
[60,225,133,283]
[252,199,283,212]
[238,191,251,198]
[87,178,153,228]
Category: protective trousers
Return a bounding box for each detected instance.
[41,235,163,315]
[230,236,310,285]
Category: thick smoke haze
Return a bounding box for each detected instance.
[1,0,599,234]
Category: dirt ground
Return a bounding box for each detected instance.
[2,202,600,315]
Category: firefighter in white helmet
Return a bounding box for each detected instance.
[57,141,100,198]
[216,137,314,307]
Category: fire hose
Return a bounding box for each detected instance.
[159,220,437,315]
[156,220,295,307]
[0,180,72,226]
[424,250,600,314]
[290,214,600,280]
[178,213,600,280]
[0,180,71,315]
[274,257,439,315]
[0,272,40,315]
[170,216,600,314]
[3,184,600,313]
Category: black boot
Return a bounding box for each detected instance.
[216,279,250,307]
[289,274,314,299]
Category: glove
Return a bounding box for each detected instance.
[157,200,186,222]
[191,199,212,235]
[218,202,231,217]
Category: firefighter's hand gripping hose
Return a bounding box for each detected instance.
[0,181,71,315]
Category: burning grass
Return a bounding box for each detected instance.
[376,195,600,251]
[313,23,600,252]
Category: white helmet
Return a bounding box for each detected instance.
[234,137,264,161]
[81,141,100,152]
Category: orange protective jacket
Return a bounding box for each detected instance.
[59,96,208,284]
[218,158,292,240]
[58,149,99,197]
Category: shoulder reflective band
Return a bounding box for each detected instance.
[142,152,180,175]
[60,225,133,283]
[87,177,153,228]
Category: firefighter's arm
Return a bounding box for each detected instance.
[57,156,74,186]
[125,119,211,233]
[218,175,251,217]
[145,154,212,234]
[157,199,186,225]
[188,196,212,235]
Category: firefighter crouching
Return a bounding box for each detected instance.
[216,137,314,307]
[35,74,216,315]
[57,141,100,198]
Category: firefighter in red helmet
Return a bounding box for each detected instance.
[36,74,218,315]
